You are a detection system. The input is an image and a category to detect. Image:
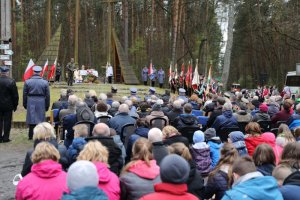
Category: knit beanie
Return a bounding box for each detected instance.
[229,131,245,143]
[160,154,190,184]
[152,103,162,111]
[67,160,98,191]
[259,103,268,113]
[193,130,205,144]
[204,128,216,140]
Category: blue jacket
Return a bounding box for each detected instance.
[23,75,50,125]
[280,170,300,200]
[222,175,283,200]
[204,170,228,200]
[232,141,248,156]
[126,127,149,161]
[157,70,165,83]
[62,186,108,200]
[108,112,136,135]
[207,139,223,168]
[67,137,87,163]
[212,110,238,132]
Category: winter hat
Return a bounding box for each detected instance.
[152,103,162,111]
[259,103,268,113]
[67,160,98,191]
[193,130,205,143]
[251,99,260,108]
[229,131,245,143]
[204,128,216,140]
[160,154,190,184]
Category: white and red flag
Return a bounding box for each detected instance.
[48,58,57,80]
[41,59,48,77]
[23,59,35,81]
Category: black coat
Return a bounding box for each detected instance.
[204,170,229,200]
[206,107,223,128]
[152,141,169,165]
[187,161,205,199]
[0,75,19,111]
[86,136,122,175]
[173,114,199,131]
[21,139,69,177]
[164,135,189,147]
[166,108,183,126]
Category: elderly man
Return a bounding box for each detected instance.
[177,88,188,103]
[51,89,68,110]
[86,123,122,174]
[59,95,78,122]
[108,101,120,117]
[212,102,239,134]
[148,128,169,165]
[166,100,183,126]
[145,103,169,127]
[0,66,18,143]
[108,104,136,135]
[23,66,50,140]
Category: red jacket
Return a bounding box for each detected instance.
[140,183,199,200]
[16,160,67,200]
[245,135,266,156]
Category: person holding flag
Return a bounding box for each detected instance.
[141,66,148,86]
[149,62,157,87]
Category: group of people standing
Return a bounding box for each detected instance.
[142,66,165,88]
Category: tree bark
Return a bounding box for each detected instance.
[171,0,180,68]
[74,0,80,66]
[45,0,51,46]
[221,0,235,89]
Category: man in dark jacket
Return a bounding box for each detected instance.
[86,123,122,175]
[173,103,199,131]
[206,97,225,128]
[166,100,183,126]
[0,66,18,143]
[23,66,50,140]
[252,103,271,122]
[212,102,239,133]
[51,89,68,110]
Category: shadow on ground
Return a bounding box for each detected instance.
[0,129,31,200]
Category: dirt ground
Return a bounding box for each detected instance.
[0,129,32,200]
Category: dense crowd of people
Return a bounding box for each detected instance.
[15,85,300,200]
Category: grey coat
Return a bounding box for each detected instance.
[157,70,165,84]
[23,75,50,125]
[141,68,148,82]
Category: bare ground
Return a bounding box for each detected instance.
[0,129,32,200]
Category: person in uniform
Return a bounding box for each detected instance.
[106,63,113,84]
[157,67,165,88]
[55,62,61,82]
[66,58,75,86]
[0,66,18,143]
[141,66,148,86]
[128,88,141,102]
[177,88,188,103]
[23,66,50,140]
[149,66,157,87]
[144,87,156,102]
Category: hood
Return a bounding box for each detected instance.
[233,171,263,186]
[237,110,248,115]
[179,114,197,125]
[233,141,246,150]
[283,170,300,186]
[208,140,223,148]
[150,111,165,117]
[192,142,210,149]
[154,183,188,195]
[231,175,282,200]
[257,164,275,176]
[261,132,276,147]
[223,110,233,118]
[134,127,150,138]
[94,162,113,184]
[229,131,245,143]
[63,186,108,200]
[31,160,63,178]
[256,112,270,120]
[128,160,160,179]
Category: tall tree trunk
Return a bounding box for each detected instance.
[74,0,80,66]
[45,0,51,46]
[123,0,128,58]
[149,0,155,59]
[171,0,180,67]
[221,0,235,89]
[84,1,92,66]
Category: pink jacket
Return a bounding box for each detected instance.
[16,160,67,200]
[261,132,283,164]
[95,162,120,200]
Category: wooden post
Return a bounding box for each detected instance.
[74,0,80,67]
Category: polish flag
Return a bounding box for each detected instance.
[41,59,48,77]
[148,60,153,75]
[23,59,35,81]
[47,58,57,80]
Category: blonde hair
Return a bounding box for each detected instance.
[73,124,89,137]
[33,122,56,141]
[168,142,192,161]
[190,94,198,102]
[77,140,109,164]
[122,138,153,174]
[162,125,180,138]
[89,90,97,97]
[31,142,60,164]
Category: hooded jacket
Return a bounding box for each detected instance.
[245,135,266,156]
[207,138,223,168]
[280,170,300,200]
[222,173,283,200]
[233,110,252,123]
[261,132,283,164]
[62,186,108,200]
[252,111,271,122]
[95,162,120,200]
[16,160,67,200]
[174,114,199,131]
[140,183,198,200]
[212,110,239,133]
[187,160,205,199]
[190,142,212,175]
[120,160,161,200]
